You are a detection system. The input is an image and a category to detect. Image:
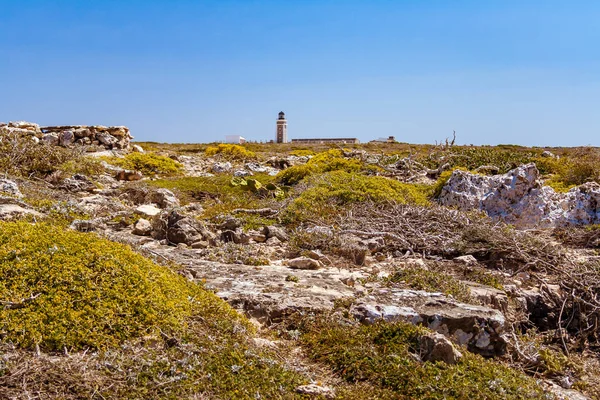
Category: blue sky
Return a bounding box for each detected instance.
[1,1,599,146]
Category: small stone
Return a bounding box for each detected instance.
[287,257,322,270]
[263,225,288,241]
[211,162,232,173]
[132,218,153,236]
[69,219,97,232]
[115,169,143,181]
[191,240,209,249]
[295,384,335,399]
[0,179,23,198]
[453,255,478,265]
[135,204,161,218]
[420,332,463,364]
[132,144,145,153]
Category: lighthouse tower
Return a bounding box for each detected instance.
[276,111,288,143]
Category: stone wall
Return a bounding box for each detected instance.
[0,121,133,151]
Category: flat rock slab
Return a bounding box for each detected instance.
[351,288,506,356]
[0,204,43,220]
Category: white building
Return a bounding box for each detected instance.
[225,135,246,144]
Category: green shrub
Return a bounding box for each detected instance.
[0,221,237,351]
[289,149,315,157]
[205,143,256,160]
[419,146,538,174]
[277,149,380,185]
[285,171,430,222]
[536,148,600,191]
[103,152,183,176]
[300,320,547,399]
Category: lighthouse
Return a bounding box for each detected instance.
[276,111,288,143]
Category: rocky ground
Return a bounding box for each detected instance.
[1,124,599,399]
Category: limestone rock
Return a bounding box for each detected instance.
[263,225,288,242]
[59,174,95,192]
[41,133,59,145]
[439,163,600,228]
[351,289,506,357]
[115,169,143,181]
[58,130,75,146]
[148,188,180,208]
[132,144,145,153]
[420,332,463,364]
[0,204,43,220]
[453,255,478,265]
[295,384,335,399]
[135,204,161,218]
[211,162,232,173]
[287,257,322,270]
[133,218,153,236]
[0,179,22,198]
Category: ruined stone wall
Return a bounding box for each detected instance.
[0,121,133,151]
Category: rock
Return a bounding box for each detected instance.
[8,121,41,133]
[148,188,180,208]
[167,218,201,245]
[96,131,119,147]
[0,179,22,198]
[287,257,322,270]
[541,150,558,158]
[135,204,161,218]
[420,332,463,364]
[265,236,282,246]
[0,204,43,220]
[133,218,153,236]
[191,240,209,249]
[245,162,268,173]
[75,195,128,216]
[295,384,335,399]
[453,255,478,265]
[41,133,59,145]
[248,230,267,243]
[233,170,252,177]
[351,289,506,357]
[151,210,210,245]
[467,283,509,312]
[219,216,242,231]
[211,162,232,173]
[115,169,143,181]
[263,225,288,241]
[58,130,75,146]
[439,163,600,228]
[59,174,95,192]
[350,303,422,325]
[132,144,145,153]
[69,219,98,232]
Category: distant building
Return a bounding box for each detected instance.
[225,135,246,144]
[291,138,360,144]
[276,111,288,143]
[370,136,396,143]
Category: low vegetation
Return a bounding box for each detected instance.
[299,318,548,399]
[285,171,430,223]
[103,152,183,176]
[205,143,257,160]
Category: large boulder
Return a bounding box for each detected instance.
[439,163,600,228]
